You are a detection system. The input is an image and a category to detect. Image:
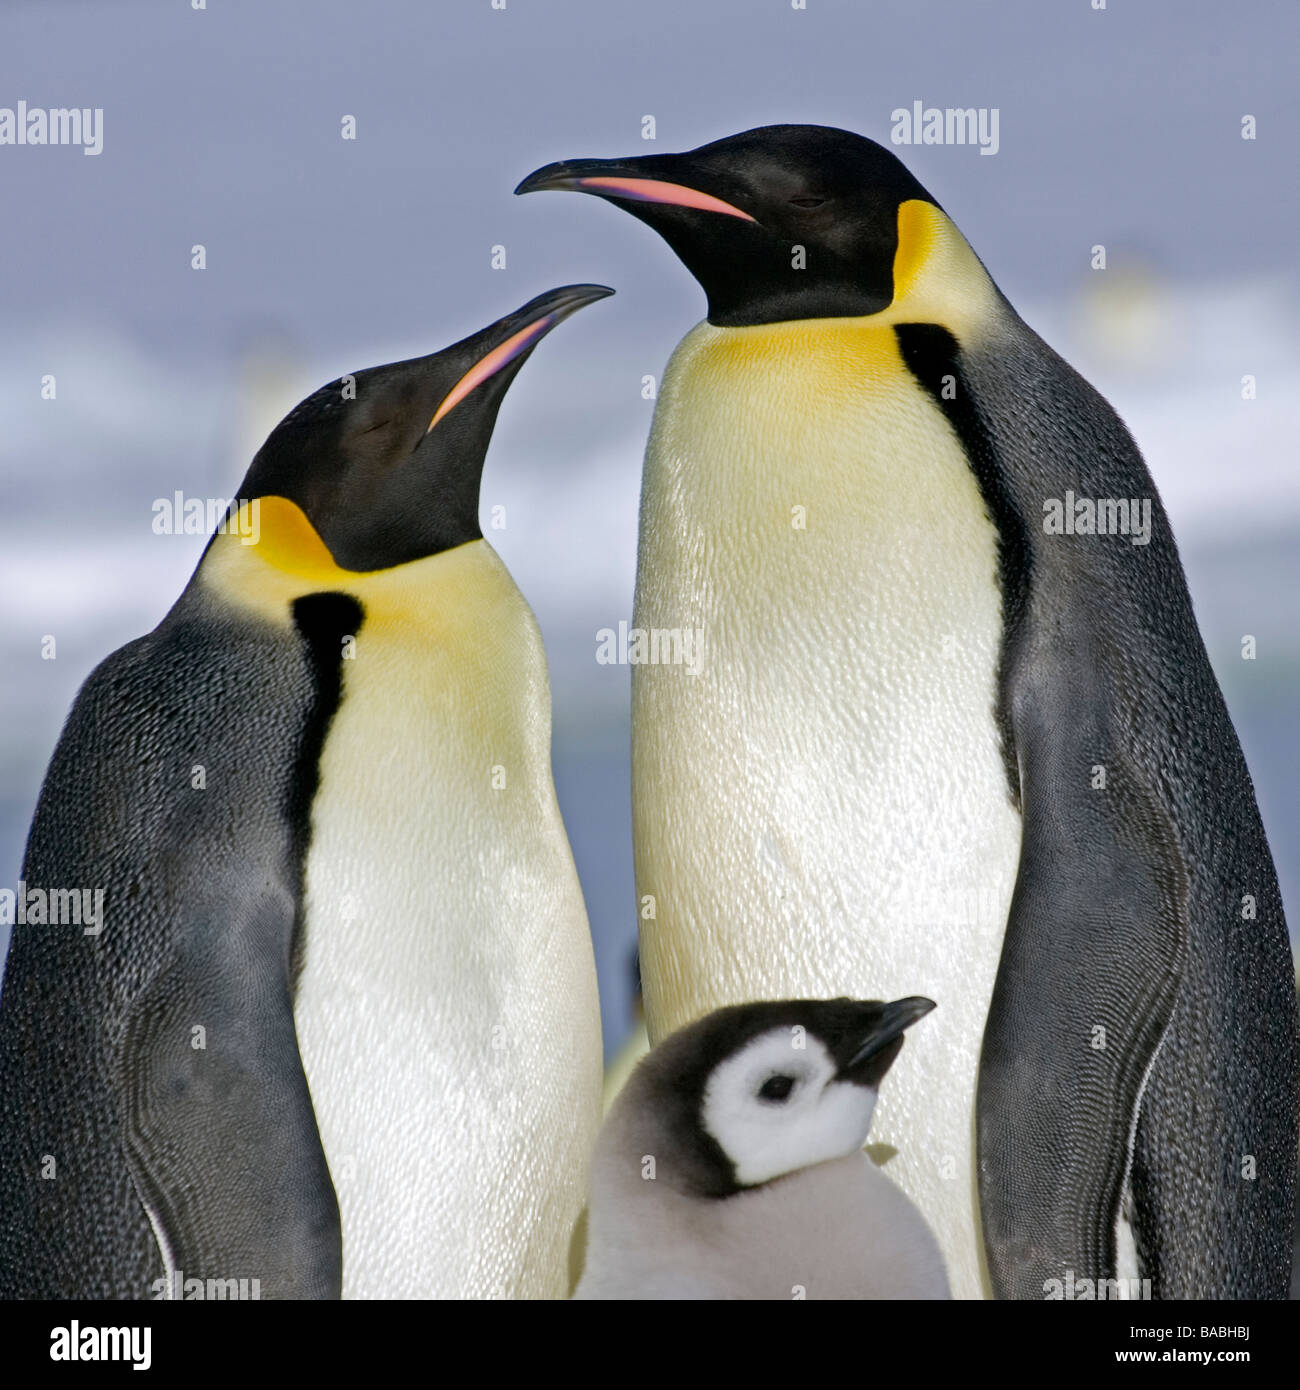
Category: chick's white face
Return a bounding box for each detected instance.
[700,1028,878,1188]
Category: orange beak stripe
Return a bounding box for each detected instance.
[427,314,559,432]
[575,175,755,222]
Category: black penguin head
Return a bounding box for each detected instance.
[237,283,613,571]
[636,995,936,1198]
[516,126,936,328]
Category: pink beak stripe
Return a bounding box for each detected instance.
[576,175,756,222]
[427,314,558,431]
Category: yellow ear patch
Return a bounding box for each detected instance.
[886,199,997,339]
[234,496,364,583]
[204,495,504,636]
[891,199,941,304]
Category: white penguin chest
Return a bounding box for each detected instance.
[289,542,600,1299]
[631,320,1023,1297]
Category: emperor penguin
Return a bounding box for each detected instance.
[576,995,949,1300]
[517,127,1300,1299]
[0,285,611,1299]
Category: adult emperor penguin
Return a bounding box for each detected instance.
[576,995,949,1300]
[517,127,1300,1299]
[0,285,611,1299]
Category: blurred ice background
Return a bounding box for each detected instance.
[2,0,1297,1074]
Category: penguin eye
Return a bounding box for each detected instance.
[354,417,393,438]
[788,196,826,210]
[758,1074,796,1103]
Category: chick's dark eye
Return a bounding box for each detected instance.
[758,1074,795,1102]
[788,196,826,209]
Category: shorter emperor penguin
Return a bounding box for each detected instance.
[0,285,611,1300]
[576,996,949,1300]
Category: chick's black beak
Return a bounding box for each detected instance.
[839,996,936,1088]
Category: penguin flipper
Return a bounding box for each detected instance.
[976,654,1186,1299]
[118,910,342,1300]
[71,600,348,1301]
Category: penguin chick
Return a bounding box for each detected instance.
[576,996,949,1300]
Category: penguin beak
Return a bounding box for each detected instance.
[426,282,614,432]
[515,158,756,223]
[839,997,936,1087]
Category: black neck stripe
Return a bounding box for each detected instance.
[286,591,365,984]
[894,322,1028,807]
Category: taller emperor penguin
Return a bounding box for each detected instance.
[0,285,610,1299]
[517,127,1299,1299]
